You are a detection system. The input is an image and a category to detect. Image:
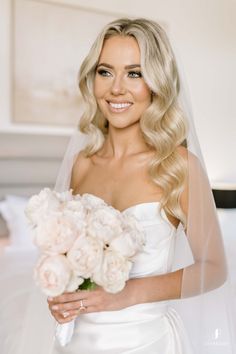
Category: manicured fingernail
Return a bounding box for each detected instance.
[52,305,59,310]
[62,311,70,318]
[48,297,53,301]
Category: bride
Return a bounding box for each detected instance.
[0,17,233,354]
[46,18,233,353]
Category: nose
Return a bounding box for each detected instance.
[111,75,126,95]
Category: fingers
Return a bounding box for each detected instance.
[47,288,104,322]
[48,295,92,322]
[49,300,82,324]
[51,309,78,324]
[48,290,91,305]
[49,299,89,313]
[50,303,98,323]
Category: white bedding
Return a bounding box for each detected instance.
[0,195,35,251]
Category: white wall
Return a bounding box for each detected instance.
[1,0,235,186]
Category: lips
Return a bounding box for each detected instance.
[107,101,132,112]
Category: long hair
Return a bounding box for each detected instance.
[78,18,188,226]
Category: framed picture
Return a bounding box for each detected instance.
[12,0,117,126]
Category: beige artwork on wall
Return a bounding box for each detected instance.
[12,0,117,126]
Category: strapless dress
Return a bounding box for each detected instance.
[52,195,194,354]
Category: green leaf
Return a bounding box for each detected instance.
[79,278,96,290]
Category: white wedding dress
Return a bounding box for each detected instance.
[53,196,194,354]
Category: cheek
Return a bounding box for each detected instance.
[94,77,109,99]
[93,80,101,99]
[132,84,151,103]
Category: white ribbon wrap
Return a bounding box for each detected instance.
[55,320,75,347]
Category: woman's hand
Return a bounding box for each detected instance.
[47,282,134,324]
[47,271,183,324]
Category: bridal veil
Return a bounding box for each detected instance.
[0,17,235,354]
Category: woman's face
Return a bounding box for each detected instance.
[94,35,152,129]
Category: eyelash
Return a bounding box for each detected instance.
[128,71,142,78]
[97,69,142,78]
[97,69,111,77]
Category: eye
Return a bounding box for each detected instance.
[128,71,142,78]
[97,69,111,77]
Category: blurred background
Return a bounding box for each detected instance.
[0,0,235,265]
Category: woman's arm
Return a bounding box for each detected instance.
[127,269,183,304]
[47,269,183,324]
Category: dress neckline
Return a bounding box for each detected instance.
[76,192,176,229]
[80,192,161,213]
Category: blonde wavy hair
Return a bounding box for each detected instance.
[78,18,188,226]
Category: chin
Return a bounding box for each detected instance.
[108,120,140,130]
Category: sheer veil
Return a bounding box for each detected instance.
[53,38,236,352]
[0,18,235,354]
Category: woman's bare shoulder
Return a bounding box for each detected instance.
[70,151,91,190]
[73,150,91,168]
[176,145,200,165]
[176,145,188,160]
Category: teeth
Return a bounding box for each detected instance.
[109,102,131,109]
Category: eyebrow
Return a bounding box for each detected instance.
[97,63,141,69]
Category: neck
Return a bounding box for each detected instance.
[102,123,149,159]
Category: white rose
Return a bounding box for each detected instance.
[87,206,123,244]
[110,213,145,257]
[25,188,60,226]
[34,213,84,255]
[34,254,73,297]
[93,250,132,293]
[67,235,104,278]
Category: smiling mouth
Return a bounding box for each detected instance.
[107,101,132,112]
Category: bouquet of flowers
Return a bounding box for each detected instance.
[25,188,145,297]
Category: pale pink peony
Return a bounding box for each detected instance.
[34,254,77,297]
[54,189,74,203]
[34,213,85,255]
[65,198,86,216]
[93,250,132,293]
[64,200,87,229]
[67,235,104,278]
[25,188,61,226]
[80,193,106,212]
[27,188,145,297]
[66,271,84,292]
[87,206,123,244]
[110,213,145,257]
